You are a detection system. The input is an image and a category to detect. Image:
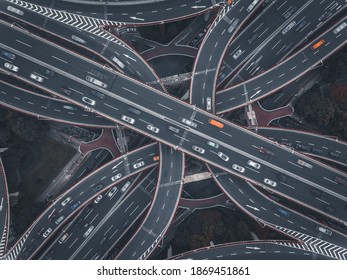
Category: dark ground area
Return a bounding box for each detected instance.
[295,46,347,141]
[0,107,76,237]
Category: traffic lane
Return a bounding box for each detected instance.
[116,145,184,260]
[7,0,216,24]
[47,173,148,260]
[258,128,347,165]
[3,21,347,203]
[231,1,346,83]
[3,38,347,201]
[0,80,114,127]
[216,16,347,111]
[15,143,158,259]
[219,0,299,85]
[213,168,347,247]
[172,241,333,260]
[191,0,262,105]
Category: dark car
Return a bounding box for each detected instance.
[92,184,103,193]
[91,90,105,99]
[70,201,81,210]
[1,50,15,60]
[277,174,289,182]
[311,147,323,154]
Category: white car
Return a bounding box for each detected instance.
[61,196,72,206]
[86,75,107,88]
[333,22,347,34]
[107,187,118,198]
[82,96,96,106]
[217,152,229,162]
[133,161,145,169]
[207,141,219,148]
[282,21,296,34]
[63,105,77,111]
[4,62,19,72]
[111,173,122,182]
[58,233,69,244]
[121,181,131,193]
[43,228,52,238]
[146,124,159,133]
[30,73,44,82]
[263,178,277,187]
[206,97,212,111]
[232,49,242,60]
[179,117,197,128]
[192,145,205,154]
[232,164,245,173]
[121,115,135,124]
[247,160,261,169]
[94,194,103,204]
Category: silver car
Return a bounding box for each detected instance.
[133,161,145,169]
[232,164,245,173]
[147,124,159,133]
[111,173,122,182]
[217,152,229,162]
[207,141,219,148]
[247,160,261,169]
[263,178,277,187]
[82,96,96,106]
[121,115,135,124]
[192,145,205,154]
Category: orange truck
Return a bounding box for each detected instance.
[208,119,224,128]
[311,39,325,50]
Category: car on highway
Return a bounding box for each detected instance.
[121,115,135,124]
[99,236,107,245]
[247,160,261,169]
[263,178,277,187]
[63,105,77,111]
[247,33,258,44]
[92,184,103,192]
[335,176,347,185]
[277,208,291,217]
[111,56,125,69]
[44,69,54,77]
[43,228,52,238]
[55,215,65,225]
[82,96,96,106]
[227,18,239,33]
[232,49,242,60]
[147,124,159,133]
[59,233,69,244]
[83,225,95,238]
[121,181,131,193]
[60,87,72,95]
[283,6,296,19]
[282,21,296,34]
[295,20,307,32]
[168,126,180,133]
[153,156,160,161]
[258,147,274,156]
[207,141,219,148]
[107,186,118,198]
[61,196,72,206]
[70,201,81,210]
[217,152,229,162]
[311,147,323,154]
[232,164,245,173]
[328,151,340,158]
[91,90,105,99]
[297,159,313,168]
[206,97,212,112]
[334,22,347,34]
[7,5,24,16]
[192,145,205,154]
[30,73,44,82]
[86,75,107,88]
[4,62,19,72]
[1,50,15,60]
[317,226,332,236]
[111,173,122,182]
[94,194,103,204]
[71,35,86,44]
[179,117,197,128]
[127,106,141,115]
[133,161,144,169]
[277,173,290,182]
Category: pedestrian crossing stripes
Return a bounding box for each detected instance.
[275,226,347,260]
[4,230,31,260]
[6,0,127,46]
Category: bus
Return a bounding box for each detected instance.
[208,119,224,128]
[311,39,325,50]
